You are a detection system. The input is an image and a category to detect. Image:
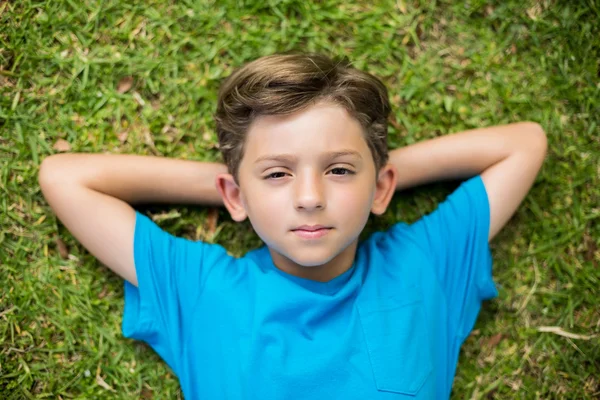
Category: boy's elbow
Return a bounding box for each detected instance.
[521,121,548,159]
[39,154,69,190]
[39,156,53,189]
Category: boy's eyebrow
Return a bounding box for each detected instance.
[254,150,363,164]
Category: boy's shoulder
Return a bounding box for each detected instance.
[357,174,493,284]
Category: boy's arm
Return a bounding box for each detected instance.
[389,122,547,241]
[38,154,228,286]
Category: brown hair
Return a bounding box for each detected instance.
[214,52,390,183]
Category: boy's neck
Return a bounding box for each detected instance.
[268,239,359,282]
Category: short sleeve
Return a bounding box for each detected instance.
[397,175,498,341]
[122,211,234,374]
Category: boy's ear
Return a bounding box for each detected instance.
[215,173,248,222]
[371,164,398,215]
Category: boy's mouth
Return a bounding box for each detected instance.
[291,225,332,239]
[293,225,330,231]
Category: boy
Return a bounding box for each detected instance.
[39,53,547,399]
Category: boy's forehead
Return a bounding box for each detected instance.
[243,103,368,161]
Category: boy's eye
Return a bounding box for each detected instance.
[266,172,287,179]
[329,167,354,175]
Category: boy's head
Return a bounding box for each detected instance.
[215,52,391,183]
[214,52,397,279]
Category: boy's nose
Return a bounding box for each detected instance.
[294,173,325,211]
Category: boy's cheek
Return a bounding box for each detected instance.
[335,186,372,208]
[244,191,283,221]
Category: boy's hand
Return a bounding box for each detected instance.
[38,154,228,286]
[389,122,547,240]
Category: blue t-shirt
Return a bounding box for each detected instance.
[122,175,497,399]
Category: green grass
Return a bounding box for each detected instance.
[1,0,599,398]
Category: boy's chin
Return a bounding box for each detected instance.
[284,251,340,268]
[265,245,333,267]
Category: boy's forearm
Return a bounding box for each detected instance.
[390,122,546,191]
[41,153,227,206]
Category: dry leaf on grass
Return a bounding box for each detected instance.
[56,238,69,259]
[486,333,503,348]
[116,131,128,143]
[95,365,116,392]
[97,285,108,299]
[537,326,599,341]
[117,76,133,93]
[142,128,159,154]
[96,374,115,392]
[526,4,542,20]
[207,208,219,235]
[52,139,71,152]
[133,91,146,106]
[396,0,407,14]
[141,386,153,399]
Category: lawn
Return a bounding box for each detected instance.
[1,0,599,398]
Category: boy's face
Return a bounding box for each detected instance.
[217,101,397,281]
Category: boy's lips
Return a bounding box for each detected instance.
[291,225,332,239]
[293,225,330,231]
